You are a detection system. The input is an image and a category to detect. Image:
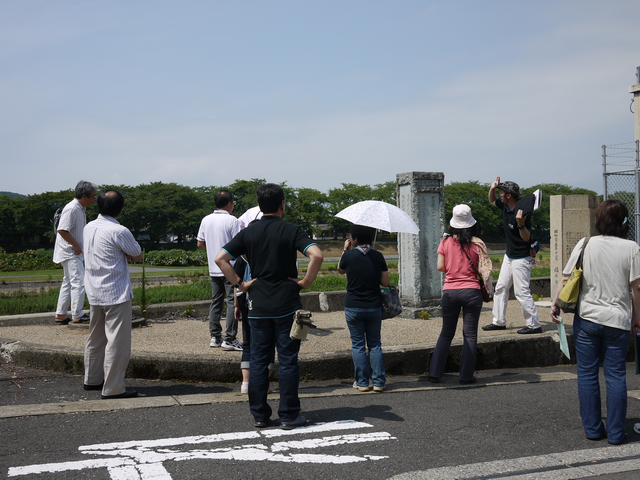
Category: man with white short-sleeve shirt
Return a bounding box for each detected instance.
[197,189,242,351]
[53,180,97,325]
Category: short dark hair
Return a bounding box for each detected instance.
[97,190,125,218]
[595,199,629,238]
[75,180,98,199]
[214,190,234,209]
[350,225,376,245]
[257,183,284,214]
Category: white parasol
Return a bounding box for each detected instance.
[335,200,419,234]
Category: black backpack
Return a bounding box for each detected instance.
[52,208,62,235]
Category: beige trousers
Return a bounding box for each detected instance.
[84,300,132,396]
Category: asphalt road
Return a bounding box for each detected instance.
[2,363,640,479]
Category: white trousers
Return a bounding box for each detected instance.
[491,255,540,328]
[56,256,85,319]
[84,300,132,396]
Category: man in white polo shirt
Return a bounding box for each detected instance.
[83,190,143,399]
[53,180,97,325]
[197,189,242,351]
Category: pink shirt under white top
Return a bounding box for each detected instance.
[53,198,86,263]
[83,215,142,306]
[438,236,481,290]
[197,210,240,276]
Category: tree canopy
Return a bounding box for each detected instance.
[0,179,599,251]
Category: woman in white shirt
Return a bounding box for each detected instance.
[551,199,640,444]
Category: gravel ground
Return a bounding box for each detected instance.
[0,301,557,356]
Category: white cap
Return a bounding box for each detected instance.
[450,204,477,229]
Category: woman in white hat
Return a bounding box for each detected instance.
[429,204,493,385]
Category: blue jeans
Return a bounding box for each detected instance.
[430,289,482,382]
[345,307,385,388]
[248,315,301,422]
[574,314,630,444]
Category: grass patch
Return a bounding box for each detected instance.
[4,265,556,316]
[0,287,89,316]
[0,267,208,283]
[131,279,212,305]
[301,273,399,293]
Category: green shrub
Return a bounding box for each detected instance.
[0,248,60,272]
[143,249,208,267]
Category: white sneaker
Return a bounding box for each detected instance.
[352,381,371,392]
[634,423,640,435]
[209,337,222,348]
[222,339,243,351]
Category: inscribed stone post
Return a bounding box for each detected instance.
[396,172,445,317]
[550,195,600,298]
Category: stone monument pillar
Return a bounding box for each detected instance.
[396,172,445,316]
[550,195,600,298]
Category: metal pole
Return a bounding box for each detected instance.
[602,145,608,200]
[636,140,640,243]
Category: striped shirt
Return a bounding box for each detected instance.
[83,214,142,306]
[53,198,87,263]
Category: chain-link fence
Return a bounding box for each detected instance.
[602,140,640,243]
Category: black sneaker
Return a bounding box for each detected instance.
[517,326,542,334]
[482,324,506,331]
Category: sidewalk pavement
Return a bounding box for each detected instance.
[0,299,581,386]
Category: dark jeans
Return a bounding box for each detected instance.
[240,308,274,370]
[209,276,237,342]
[429,288,482,382]
[248,315,301,422]
[574,314,630,444]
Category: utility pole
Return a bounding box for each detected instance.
[629,67,640,243]
[631,66,640,142]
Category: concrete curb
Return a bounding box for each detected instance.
[0,330,577,383]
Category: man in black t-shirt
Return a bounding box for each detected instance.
[481,177,541,334]
[215,183,323,430]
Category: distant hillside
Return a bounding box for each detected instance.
[0,191,27,199]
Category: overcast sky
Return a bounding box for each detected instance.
[2,0,639,196]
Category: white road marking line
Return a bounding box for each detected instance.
[260,420,374,437]
[270,432,395,452]
[7,420,394,478]
[389,443,640,480]
[79,431,260,451]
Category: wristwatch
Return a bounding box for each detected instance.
[234,280,243,289]
[517,224,526,230]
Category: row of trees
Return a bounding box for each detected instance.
[0,179,597,252]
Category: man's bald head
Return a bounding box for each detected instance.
[97,190,125,217]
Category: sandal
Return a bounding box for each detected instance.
[55,317,71,325]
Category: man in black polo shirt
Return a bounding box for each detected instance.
[482,177,541,334]
[215,183,323,429]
